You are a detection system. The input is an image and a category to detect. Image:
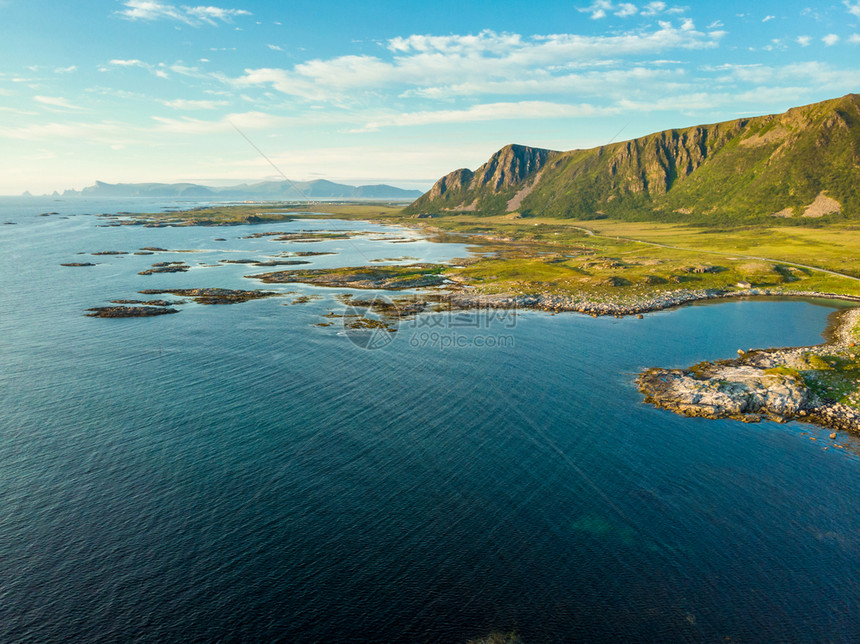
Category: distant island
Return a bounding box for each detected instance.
[27,179,423,201]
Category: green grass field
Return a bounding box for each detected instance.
[131,202,860,301]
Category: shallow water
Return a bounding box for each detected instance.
[1,198,859,642]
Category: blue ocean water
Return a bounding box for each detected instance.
[1,197,859,642]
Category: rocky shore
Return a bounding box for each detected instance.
[440,287,860,317]
[638,307,860,433]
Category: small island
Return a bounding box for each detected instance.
[86,305,180,318]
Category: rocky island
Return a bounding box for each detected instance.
[250,264,447,290]
[86,305,180,318]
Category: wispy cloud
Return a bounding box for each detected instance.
[107,58,146,67]
[54,65,78,74]
[34,95,84,110]
[762,15,775,22]
[267,44,283,51]
[356,101,615,132]
[850,34,860,43]
[0,120,131,142]
[845,1,860,18]
[235,24,723,102]
[115,1,251,26]
[796,35,811,47]
[100,58,170,78]
[161,98,228,110]
[151,110,286,134]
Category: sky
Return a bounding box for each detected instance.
[0,0,859,195]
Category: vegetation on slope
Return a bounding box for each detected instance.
[408,94,860,225]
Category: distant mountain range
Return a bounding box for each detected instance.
[35,179,423,200]
[406,93,860,225]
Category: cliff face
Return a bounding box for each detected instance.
[407,94,860,224]
[409,144,556,213]
[472,144,554,191]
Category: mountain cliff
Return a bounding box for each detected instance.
[406,94,860,224]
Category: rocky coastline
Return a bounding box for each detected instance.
[638,307,860,433]
[435,287,860,316]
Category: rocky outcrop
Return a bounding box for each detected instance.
[407,145,556,214]
[471,144,553,191]
[428,168,474,200]
[250,264,446,290]
[638,366,809,422]
[138,288,281,305]
[138,261,190,275]
[86,306,179,318]
[638,307,860,432]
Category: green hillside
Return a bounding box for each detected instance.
[406,94,860,225]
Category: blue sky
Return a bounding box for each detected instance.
[1,0,859,194]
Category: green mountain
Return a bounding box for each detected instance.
[406,93,860,224]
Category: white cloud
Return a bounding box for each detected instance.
[845,1,860,18]
[579,0,610,19]
[796,35,812,47]
[108,58,147,67]
[578,1,685,19]
[762,15,775,22]
[54,65,78,74]
[404,67,686,100]
[116,1,251,26]
[161,98,228,109]
[707,20,723,29]
[356,101,614,132]
[101,58,173,79]
[267,44,283,51]
[763,38,786,51]
[615,3,638,17]
[710,60,860,90]
[850,34,860,43]
[185,5,251,24]
[151,110,286,134]
[235,25,723,102]
[823,34,840,46]
[642,2,686,16]
[0,120,131,142]
[34,95,84,110]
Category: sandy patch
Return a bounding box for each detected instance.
[802,192,841,218]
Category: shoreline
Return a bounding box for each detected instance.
[113,206,860,433]
[637,305,860,434]
[432,286,860,317]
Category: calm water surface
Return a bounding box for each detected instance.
[1,197,859,642]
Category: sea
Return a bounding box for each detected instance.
[1,196,859,643]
